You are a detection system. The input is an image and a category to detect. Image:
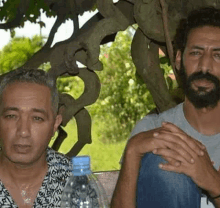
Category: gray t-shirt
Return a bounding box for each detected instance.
[124,102,220,170]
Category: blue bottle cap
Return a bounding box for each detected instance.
[72,156,91,176]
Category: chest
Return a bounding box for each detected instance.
[4,182,42,208]
[0,170,70,207]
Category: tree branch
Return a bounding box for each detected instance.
[20,2,133,70]
[21,16,65,68]
[0,11,24,29]
[44,15,65,48]
[159,0,179,83]
[73,15,79,36]
[0,0,30,29]
[123,0,135,4]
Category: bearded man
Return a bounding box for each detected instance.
[111,7,220,208]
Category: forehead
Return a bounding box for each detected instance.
[1,82,52,110]
[186,26,220,48]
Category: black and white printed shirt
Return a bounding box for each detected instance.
[0,148,72,208]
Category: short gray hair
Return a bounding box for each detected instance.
[0,68,59,116]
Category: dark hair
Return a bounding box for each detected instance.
[174,7,220,55]
[0,68,59,116]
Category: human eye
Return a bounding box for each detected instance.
[33,116,44,122]
[214,53,220,59]
[189,51,201,56]
[5,114,17,119]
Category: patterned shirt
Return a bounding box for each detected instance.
[0,148,72,207]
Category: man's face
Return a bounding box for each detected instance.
[176,26,220,108]
[0,82,62,167]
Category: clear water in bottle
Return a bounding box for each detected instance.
[61,156,109,208]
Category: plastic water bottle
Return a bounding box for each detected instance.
[61,156,109,208]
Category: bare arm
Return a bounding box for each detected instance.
[111,124,206,208]
[110,146,141,208]
[212,197,220,208]
[111,130,156,208]
[205,170,220,208]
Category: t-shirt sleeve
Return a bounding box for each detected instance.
[130,115,157,137]
[119,114,159,164]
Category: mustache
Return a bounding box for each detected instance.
[187,71,220,85]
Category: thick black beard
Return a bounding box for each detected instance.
[179,65,220,109]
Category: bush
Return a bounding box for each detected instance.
[90,29,156,143]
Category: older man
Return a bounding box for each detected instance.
[0,68,72,207]
[111,7,220,208]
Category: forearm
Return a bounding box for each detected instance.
[209,187,220,208]
[212,198,220,208]
[110,148,141,208]
[209,186,220,208]
[206,170,220,208]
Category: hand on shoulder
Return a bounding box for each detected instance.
[125,122,206,165]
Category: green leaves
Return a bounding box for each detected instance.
[89,28,177,143]
[90,28,156,143]
[0,35,43,73]
[0,0,54,28]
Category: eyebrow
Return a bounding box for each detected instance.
[190,46,220,51]
[2,107,48,118]
[2,107,19,113]
[32,108,48,118]
[190,46,204,50]
[213,48,220,51]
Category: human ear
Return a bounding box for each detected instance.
[175,50,182,71]
[53,114,62,135]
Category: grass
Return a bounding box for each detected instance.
[49,118,127,172]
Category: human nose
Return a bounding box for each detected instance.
[17,116,31,138]
[198,52,212,73]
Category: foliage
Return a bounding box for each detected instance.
[89,28,176,143]
[160,56,178,91]
[57,76,84,99]
[0,0,55,28]
[57,118,126,171]
[0,36,84,99]
[39,63,84,100]
[0,35,43,74]
[90,29,154,143]
[0,0,97,29]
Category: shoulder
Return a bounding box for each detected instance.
[131,103,183,137]
[159,102,183,122]
[46,147,72,171]
[35,148,72,207]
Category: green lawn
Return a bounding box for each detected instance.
[49,119,127,172]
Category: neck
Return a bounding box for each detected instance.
[0,153,48,187]
[184,98,220,135]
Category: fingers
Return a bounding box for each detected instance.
[161,122,184,133]
[153,148,194,164]
[158,162,183,174]
[153,133,199,162]
[162,122,206,151]
[154,127,205,158]
[126,128,163,157]
[162,156,181,167]
[173,132,206,154]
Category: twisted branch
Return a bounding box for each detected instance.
[22,13,79,68]
[159,0,178,79]
[44,15,66,48]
